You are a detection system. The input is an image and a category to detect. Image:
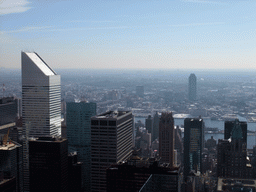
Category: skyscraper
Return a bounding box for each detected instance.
[91,111,133,192]
[184,118,204,179]
[217,121,252,178]
[145,115,153,135]
[188,73,197,101]
[22,52,61,191]
[29,137,68,192]
[66,101,96,191]
[152,112,160,141]
[225,119,247,146]
[159,112,175,166]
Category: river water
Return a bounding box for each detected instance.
[135,116,256,149]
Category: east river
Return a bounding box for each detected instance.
[135,116,256,149]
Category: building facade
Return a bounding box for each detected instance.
[188,73,197,101]
[0,97,18,126]
[107,155,180,192]
[0,140,22,192]
[224,119,247,146]
[159,112,175,166]
[217,120,252,179]
[91,111,133,192]
[152,112,160,142]
[184,118,204,179]
[22,52,61,191]
[66,101,96,191]
[29,137,68,192]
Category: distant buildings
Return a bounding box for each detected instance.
[136,86,144,98]
[29,137,68,192]
[91,111,133,192]
[22,52,61,191]
[66,101,96,191]
[184,118,204,179]
[159,112,175,166]
[188,73,197,101]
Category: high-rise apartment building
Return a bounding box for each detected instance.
[29,137,68,192]
[188,73,197,101]
[66,101,96,191]
[184,118,204,179]
[22,52,61,191]
[91,111,133,192]
[159,112,175,166]
[225,119,247,145]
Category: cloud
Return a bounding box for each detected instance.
[3,26,53,33]
[0,0,31,15]
[1,22,225,34]
[66,20,116,23]
[181,0,225,5]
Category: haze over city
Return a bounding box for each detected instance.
[1,0,256,69]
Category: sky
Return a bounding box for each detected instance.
[0,0,256,69]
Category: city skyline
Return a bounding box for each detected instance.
[1,0,256,69]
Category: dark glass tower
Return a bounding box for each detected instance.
[29,137,68,192]
[159,112,175,166]
[145,115,153,134]
[188,73,197,101]
[66,101,96,191]
[225,119,247,146]
[152,112,160,142]
[184,118,204,179]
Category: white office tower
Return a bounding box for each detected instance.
[22,52,61,191]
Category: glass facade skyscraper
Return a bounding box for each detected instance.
[184,118,204,179]
[22,52,61,191]
[66,101,96,191]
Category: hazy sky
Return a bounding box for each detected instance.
[1,0,256,69]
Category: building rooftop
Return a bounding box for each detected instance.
[29,136,66,143]
[93,111,131,119]
[24,52,56,76]
[0,141,20,151]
